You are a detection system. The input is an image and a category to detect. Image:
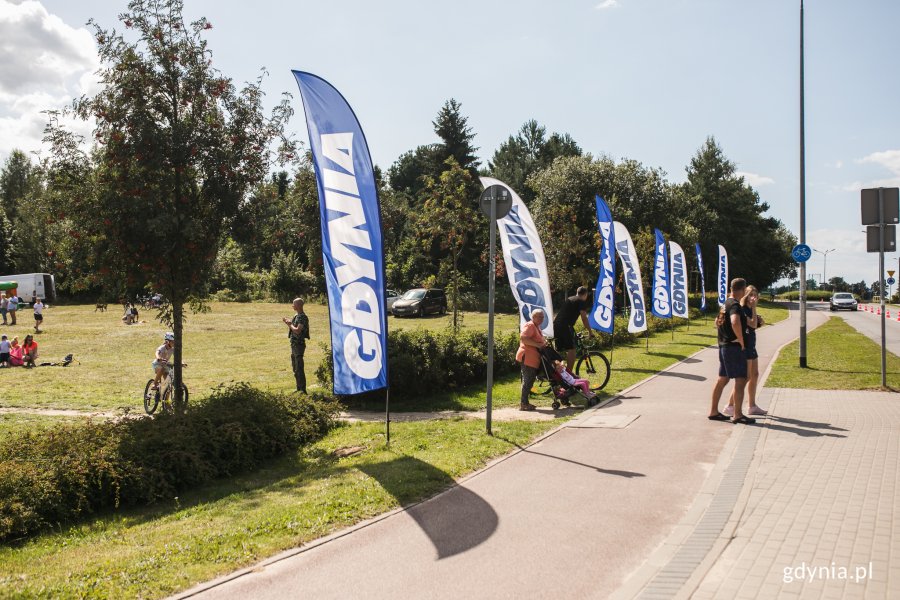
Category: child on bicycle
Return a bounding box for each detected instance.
[151,332,175,389]
[552,359,596,399]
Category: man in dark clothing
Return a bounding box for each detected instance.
[282,297,310,393]
[708,278,754,424]
[553,286,595,371]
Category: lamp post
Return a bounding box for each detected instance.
[813,248,835,290]
[798,0,808,368]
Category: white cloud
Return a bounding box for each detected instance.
[0,0,99,162]
[596,0,619,9]
[859,150,900,177]
[735,171,774,187]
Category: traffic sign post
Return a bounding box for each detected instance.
[480,184,511,436]
[861,187,899,387]
[792,244,812,263]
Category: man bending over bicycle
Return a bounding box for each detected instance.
[552,286,596,371]
[151,332,175,389]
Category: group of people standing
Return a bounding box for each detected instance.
[709,278,766,424]
[0,333,39,368]
[0,294,44,333]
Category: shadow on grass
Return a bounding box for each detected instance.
[359,457,498,559]
[6,424,515,558]
[339,373,523,413]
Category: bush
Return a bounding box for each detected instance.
[316,328,520,401]
[0,384,340,543]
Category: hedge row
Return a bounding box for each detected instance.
[777,290,858,301]
[316,328,522,401]
[315,306,712,400]
[0,384,340,543]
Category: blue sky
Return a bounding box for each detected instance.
[3,0,899,284]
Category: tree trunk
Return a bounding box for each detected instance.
[172,300,185,413]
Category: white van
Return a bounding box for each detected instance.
[0,273,56,303]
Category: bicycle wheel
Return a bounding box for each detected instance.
[575,351,611,391]
[530,377,553,396]
[144,379,159,414]
[161,384,174,414]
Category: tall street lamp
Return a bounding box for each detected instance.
[813,248,835,290]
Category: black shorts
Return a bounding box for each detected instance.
[744,346,758,360]
[553,324,576,353]
[718,344,748,379]
[34,314,43,321]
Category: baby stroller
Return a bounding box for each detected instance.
[537,346,599,410]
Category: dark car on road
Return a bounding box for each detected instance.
[391,288,447,317]
[830,292,858,311]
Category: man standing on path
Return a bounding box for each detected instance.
[553,286,595,371]
[709,278,755,424]
[282,297,310,393]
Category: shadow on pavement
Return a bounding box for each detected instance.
[768,416,848,431]
[525,449,645,478]
[359,457,498,560]
[761,421,848,438]
[657,371,706,381]
[615,367,706,382]
[494,437,646,479]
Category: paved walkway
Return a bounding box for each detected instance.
[175,306,898,599]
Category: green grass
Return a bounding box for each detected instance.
[0,418,556,599]
[0,303,523,412]
[766,316,900,389]
[0,413,82,438]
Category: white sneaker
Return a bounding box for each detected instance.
[722,405,734,417]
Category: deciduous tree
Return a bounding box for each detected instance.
[43,0,293,408]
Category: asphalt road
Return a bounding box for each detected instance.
[809,301,900,357]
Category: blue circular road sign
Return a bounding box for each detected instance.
[888,277,896,286]
[791,244,812,263]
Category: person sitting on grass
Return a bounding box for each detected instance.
[151,332,175,389]
[8,336,23,366]
[22,334,38,368]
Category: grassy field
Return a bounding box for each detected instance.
[0,303,522,412]
[0,418,556,599]
[765,316,900,389]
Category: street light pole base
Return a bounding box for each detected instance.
[799,356,808,368]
